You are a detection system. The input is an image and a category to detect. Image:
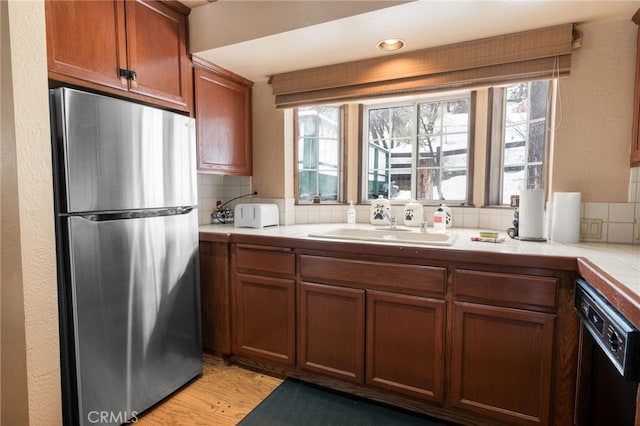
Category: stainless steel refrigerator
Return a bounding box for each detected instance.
[50,88,202,426]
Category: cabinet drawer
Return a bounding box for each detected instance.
[454,269,558,311]
[235,245,295,277]
[299,255,446,295]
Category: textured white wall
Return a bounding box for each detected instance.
[552,20,637,202]
[1,0,61,424]
[251,19,639,205]
[252,81,287,199]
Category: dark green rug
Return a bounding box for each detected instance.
[237,378,457,425]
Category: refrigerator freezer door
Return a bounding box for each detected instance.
[67,210,201,425]
[52,88,196,213]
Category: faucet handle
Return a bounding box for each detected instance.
[385,207,396,221]
[384,207,397,230]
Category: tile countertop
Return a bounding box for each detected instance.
[199,222,640,301]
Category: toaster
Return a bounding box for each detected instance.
[234,203,279,228]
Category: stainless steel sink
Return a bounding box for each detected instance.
[308,227,458,246]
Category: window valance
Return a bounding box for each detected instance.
[270,24,579,108]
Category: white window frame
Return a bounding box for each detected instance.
[361,92,473,205]
[294,105,344,204]
[487,80,554,206]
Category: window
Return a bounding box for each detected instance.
[489,81,552,205]
[292,82,553,207]
[364,94,472,204]
[295,106,343,203]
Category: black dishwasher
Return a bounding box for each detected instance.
[574,278,640,425]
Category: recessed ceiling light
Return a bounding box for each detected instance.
[377,38,405,52]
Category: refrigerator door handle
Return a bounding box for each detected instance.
[78,206,195,222]
[175,206,194,215]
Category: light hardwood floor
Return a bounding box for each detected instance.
[136,356,283,425]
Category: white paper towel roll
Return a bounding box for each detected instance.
[551,192,581,243]
[518,189,545,239]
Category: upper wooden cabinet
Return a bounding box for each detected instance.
[193,57,253,175]
[45,0,193,113]
[632,9,640,167]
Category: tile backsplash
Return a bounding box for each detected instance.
[197,174,252,225]
[292,202,639,244]
[630,167,640,204]
[196,168,640,245]
[581,202,638,244]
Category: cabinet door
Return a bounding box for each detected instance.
[298,282,365,383]
[199,241,230,355]
[45,0,128,91]
[233,273,295,365]
[124,0,192,111]
[366,291,445,404]
[451,302,555,425]
[194,62,253,175]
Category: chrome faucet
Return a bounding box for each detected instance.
[383,207,397,230]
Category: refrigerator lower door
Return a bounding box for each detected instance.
[66,210,201,426]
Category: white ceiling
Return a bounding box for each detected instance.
[185,1,640,82]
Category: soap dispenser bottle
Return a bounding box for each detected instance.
[347,201,356,225]
[439,203,452,228]
[433,209,446,233]
[433,203,452,233]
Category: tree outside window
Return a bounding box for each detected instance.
[501,81,550,204]
[365,96,471,203]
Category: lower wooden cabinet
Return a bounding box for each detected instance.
[219,241,576,426]
[233,273,295,365]
[199,241,230,355]
[450,301,556,425]
[297,282,365,383]
[366,291,446,404]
